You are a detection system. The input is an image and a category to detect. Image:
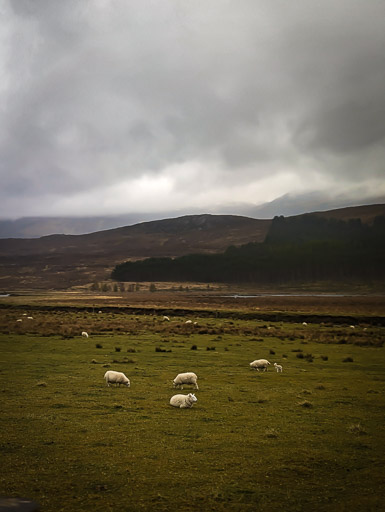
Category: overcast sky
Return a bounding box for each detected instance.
[1,0,385,219]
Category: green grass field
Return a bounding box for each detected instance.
[1,313,385,511]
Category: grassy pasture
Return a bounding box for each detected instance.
[1,311,385,511]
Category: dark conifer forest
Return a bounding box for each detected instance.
[111,215,385,285]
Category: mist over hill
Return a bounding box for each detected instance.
[1,194,384,238]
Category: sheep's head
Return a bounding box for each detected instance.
[188,393,197,403]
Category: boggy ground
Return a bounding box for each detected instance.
[114,290,385,317]
[3,284,385,314]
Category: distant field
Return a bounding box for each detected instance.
[2,286,385,317]
[1,305,385,511]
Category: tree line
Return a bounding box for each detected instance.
[111,215,385,285]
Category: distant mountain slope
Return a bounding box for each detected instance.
[0,205,383,290]
[0,214,269,257]
[252,194,385,219]
[0,213,173,238]
[308,203,385,224]
[0,214,269,289]
[2,196,384,238]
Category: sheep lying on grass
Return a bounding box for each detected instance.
[170,393,197,408]
[250,359,271,372]
[104,371,130,387]
[274,363,283,372]
[173,372,199,389]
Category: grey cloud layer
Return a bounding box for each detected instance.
[1,0,385,216]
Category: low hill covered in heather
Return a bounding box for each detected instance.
[0,214,269,289]
[0,204,384,290]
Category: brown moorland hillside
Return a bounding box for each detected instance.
[0,204,384,291]
[309,203,385,224]
[0,214,269,289]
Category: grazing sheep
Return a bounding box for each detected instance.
[104,370,130,387]
[302,322,308,326]
[250,359,271,372]
[185,320,192,324]
[27,316,33,320]
[81,331,89,338]
[170,393,197,409]
[274,363,283,372]
[163,316,170,321]
[16,319,22,323]
[173,372,199,390]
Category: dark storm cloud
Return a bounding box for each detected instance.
[0,0,384,217]
[296,100,385,154]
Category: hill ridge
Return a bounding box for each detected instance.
[0,204,383,290]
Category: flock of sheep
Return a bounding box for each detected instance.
[103,370,200,408]
[103,358,283,409]
[82,327,284,410]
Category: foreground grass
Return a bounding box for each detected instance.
[1,315,385,511]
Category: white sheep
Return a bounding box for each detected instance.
[27,316,33,320]
[173,372,199,390]
[170,393,197,409]
[274,363,283,372]
[302,322,308,326]
[104,371,130,387]
[81,331,89,338]
[16,319,22,323]
[250,359,271,372]
[185,320,192,324]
